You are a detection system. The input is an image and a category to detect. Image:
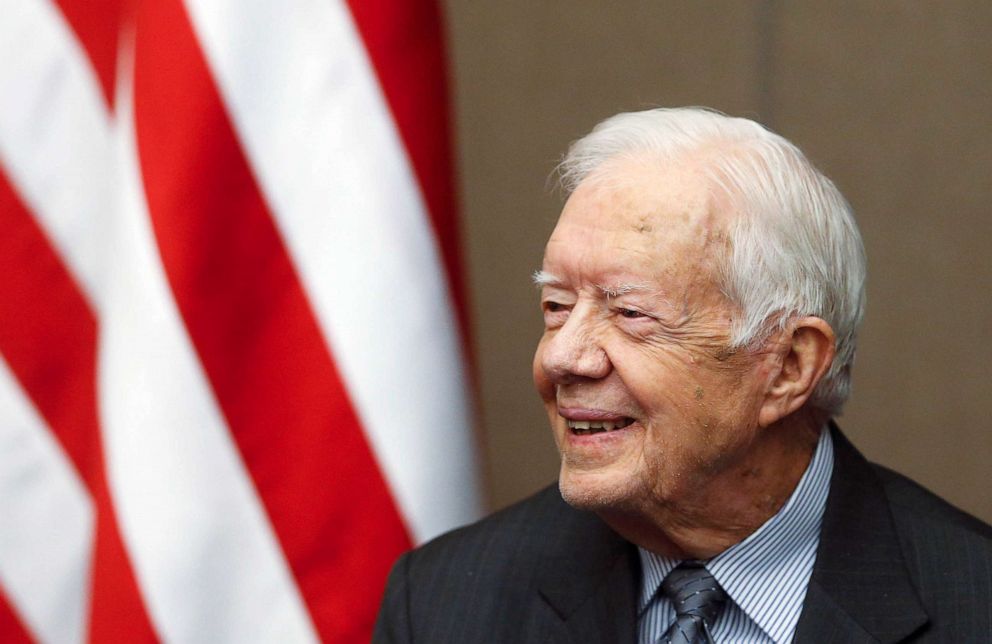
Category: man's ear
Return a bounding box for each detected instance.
[758,317,836,427]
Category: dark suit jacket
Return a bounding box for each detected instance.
[374,427,992,642]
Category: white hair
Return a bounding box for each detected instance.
[558,107,866,415]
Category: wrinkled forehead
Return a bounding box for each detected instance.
[546,157,731,271]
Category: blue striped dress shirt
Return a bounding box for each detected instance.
[637,428,834,643]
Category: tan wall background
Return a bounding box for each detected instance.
[442,1,992,523]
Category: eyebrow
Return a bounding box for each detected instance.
[532,270,563,288]
[532,270,652,297]
[595,281,652,297]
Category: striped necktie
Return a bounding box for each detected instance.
[659,561,727,644]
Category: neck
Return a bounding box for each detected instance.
[600,416,822,560]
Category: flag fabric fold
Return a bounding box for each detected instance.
[0,0,482,641]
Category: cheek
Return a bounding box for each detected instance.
[685,370,768,456]
[618,346,706,413]
[625,348,762,449]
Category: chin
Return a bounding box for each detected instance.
[557,466,645,514]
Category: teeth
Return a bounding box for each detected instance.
[566,418,633,434]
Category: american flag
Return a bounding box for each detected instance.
[0,0,483,642]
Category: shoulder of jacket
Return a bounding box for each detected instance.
[871,462,992,543]
[406,484,572,567]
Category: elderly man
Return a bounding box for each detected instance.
[374,108,992,643]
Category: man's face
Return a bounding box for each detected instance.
[533,159,775,515]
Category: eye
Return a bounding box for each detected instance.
[617,307,646,319]
[541,300,571,328]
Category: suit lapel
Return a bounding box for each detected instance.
[535,510,639,644]
[794,425,928,643]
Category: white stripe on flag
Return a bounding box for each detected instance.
[0,355,93,644]
[182,0,483,544]
[0,0,112,307]
[95,37,318,643]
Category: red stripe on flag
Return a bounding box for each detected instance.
[0,587,33,644]
[132,2,412,641]
[344,0,470,340]
[0,168,158,642]
[52,0,122,108]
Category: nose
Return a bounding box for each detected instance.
[540,305,611,384]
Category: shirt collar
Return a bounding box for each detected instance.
[638,428,834,640]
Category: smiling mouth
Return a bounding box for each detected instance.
[566,418,635,435]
